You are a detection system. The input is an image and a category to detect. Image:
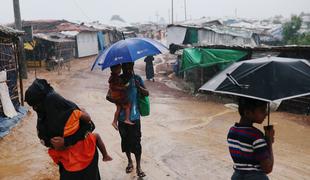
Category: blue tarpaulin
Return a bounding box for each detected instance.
[0,106,27,138]
[97,31,105,52]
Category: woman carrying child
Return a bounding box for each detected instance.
[25,79,112,180]
[116,62,149,177]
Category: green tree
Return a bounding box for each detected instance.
[282,15,302,44]
[297,33,310,45]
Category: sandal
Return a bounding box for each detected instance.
[125,164,133,173]
[137,170,146,177]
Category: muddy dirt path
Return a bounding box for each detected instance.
[0,56,309,180]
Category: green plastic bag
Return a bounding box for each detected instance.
[138,95,150,116]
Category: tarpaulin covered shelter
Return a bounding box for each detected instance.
[21,20,99,58]
[180,44,310,114]
[167,24,260,47]
[181,48,248,72]
[0,25,27,137]
[84,22,129,50]
[84,22,122,50]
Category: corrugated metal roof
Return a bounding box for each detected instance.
[56,22,98,32]
[207,26,254,39]
[179,18,222,27]
[167,24,255,39]
[197,44,310,51]
[84,22,111,31]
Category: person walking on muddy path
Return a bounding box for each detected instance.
[144,55,155,82]
[115,62,149,177]
[25,78,112,180]
[106,64,135,130]
[227,97,275,180]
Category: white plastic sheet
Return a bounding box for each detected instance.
[167,26,187,46]
[0,70,17,118]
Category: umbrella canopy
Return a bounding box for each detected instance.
[91,37,168,70]
[199,56,310,102]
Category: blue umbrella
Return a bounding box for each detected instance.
[91,37,168,70]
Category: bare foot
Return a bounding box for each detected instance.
[102,154,113,162]
[112,122,118,130]
[124,120,135,125]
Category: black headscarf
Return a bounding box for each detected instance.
[25,79,80,147]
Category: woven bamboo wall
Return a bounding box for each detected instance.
[0,42,19,116]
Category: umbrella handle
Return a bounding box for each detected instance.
[267,102,270,126]
[122,32,125,40]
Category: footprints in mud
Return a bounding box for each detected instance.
[153,109,234,132]
[178,109,233,131]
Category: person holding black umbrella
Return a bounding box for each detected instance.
[199,56,310,180]
[227,97,275,180]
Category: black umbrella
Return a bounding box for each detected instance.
[199,56,310,125]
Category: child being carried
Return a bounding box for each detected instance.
[107,64,134,130]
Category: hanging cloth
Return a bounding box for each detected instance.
[0,70,17,118]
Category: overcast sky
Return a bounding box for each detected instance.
[1,0,309,24]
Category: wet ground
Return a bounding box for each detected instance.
[0,56,309,180]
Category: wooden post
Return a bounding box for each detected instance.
[171,0,174,24]
[14,41,24,105]
[184,0,187,21]
[13,0,28,79]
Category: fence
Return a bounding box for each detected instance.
[0,42,19,116]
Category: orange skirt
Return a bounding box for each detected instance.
[48,133,96,172]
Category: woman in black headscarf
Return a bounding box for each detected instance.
[25,79,101,180]
[144,55,155,81]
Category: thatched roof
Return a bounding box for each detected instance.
[0,25,23,37]
[21,20,98,33]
